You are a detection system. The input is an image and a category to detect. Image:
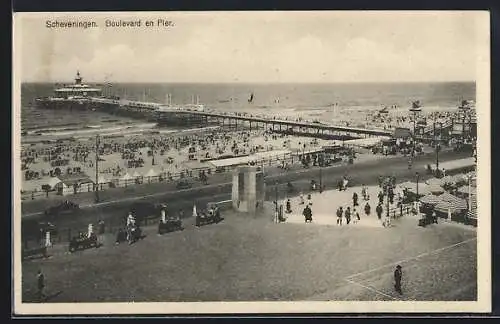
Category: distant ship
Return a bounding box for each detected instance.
[248,92,254,103]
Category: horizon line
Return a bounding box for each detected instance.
[21,80,476,84]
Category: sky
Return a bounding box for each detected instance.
[15,11,484,83]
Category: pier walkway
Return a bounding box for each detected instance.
[85,96,395,137]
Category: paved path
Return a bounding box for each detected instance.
[282,185,390,228]
[21,149,471,218]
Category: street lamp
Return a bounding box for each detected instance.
[384,177,392,220]
[409,101,422,157]
[94,134,100,203]
[274,180,279,214]
[416,172,420,199]
[436,122,442,173]
[319,152,323,193]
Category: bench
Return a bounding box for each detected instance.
[69,234,99,252]
[23,246,48,260]
[158,220,183,234]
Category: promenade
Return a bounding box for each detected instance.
[21,197,476,302]
[21,148,470,218]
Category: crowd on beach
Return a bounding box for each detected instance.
[21,127,335,194]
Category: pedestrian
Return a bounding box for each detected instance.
[378,191,384,205]
[376,203,383,220]
[286,198,292,214]
[97,219,105,246]
[353,208,360,224]
[364,202,371,216]
[388,188,394,205]
[361,185,367,200]
[394,265,403,295]
[37,270,45,301]
[345,207,351,225]
[353,192,359,207]
[299,192,304,205]
[307,193,312,206]
[336,207,343,226]
[303,205,313,223]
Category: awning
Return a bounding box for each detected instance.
[419,194,442,206]
[434,199,467,214]
[426,177,444,186]
[433,157,476,172]
[428,184,444,194]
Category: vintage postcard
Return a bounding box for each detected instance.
[12,11,491,315]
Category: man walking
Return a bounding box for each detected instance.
[364,202,371,217]
[352,192,359,207]
[376,203,383,220]
[394,265,403,295]
[37,270,46,302]
[378,190,384,205]
[336,207,343,226]
[345,207,351,225]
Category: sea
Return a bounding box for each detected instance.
[20,82,475,135]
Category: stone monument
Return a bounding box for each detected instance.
[232,166,265,214]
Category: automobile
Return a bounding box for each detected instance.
[176,179,193,190]
[44,200,80,217]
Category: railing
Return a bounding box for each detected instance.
[21,151,342,201]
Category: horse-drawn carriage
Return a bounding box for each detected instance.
[69,232,100,252]
[158,218,183,234]
[195,203,223,227]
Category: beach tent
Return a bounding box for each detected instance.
[120,173,135,187]
[47,177,62,190]
[144,168,160,183]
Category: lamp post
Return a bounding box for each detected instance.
[319,152,323,193]
[436,122,442,172]
[416,172,420,199]
[94,134,100,203]
[275,180,279,215]
[385,178,392,220]
[409,101,422,157]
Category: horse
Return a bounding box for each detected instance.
[126,224,143,245]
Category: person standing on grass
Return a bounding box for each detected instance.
[37,270,45,301]
[394,265,403,295]
[336,207,343,226]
